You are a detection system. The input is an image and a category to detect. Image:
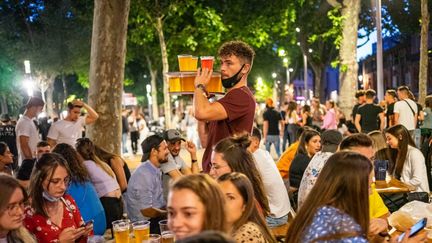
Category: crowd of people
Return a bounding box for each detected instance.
[0,40,430,243]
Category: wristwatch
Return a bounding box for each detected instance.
[195,83,209,98]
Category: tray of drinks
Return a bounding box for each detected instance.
[165,71,224,95]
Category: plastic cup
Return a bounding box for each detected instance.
[133,220,150,243]
[159,220,174,243]
[178,55,192,72]
[189,56,198,71]
[112,220,130,243]
[147,234,161,243]
[200,56,214,70]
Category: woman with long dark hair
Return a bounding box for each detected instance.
[218,173,275,243]
[289,128,321,189]
[52,143,106,235]
[0,142,14,175]
[24,153,92,242]
[209,134,270,217]
[93,145,130,193]
[0,174,36,243]
[75,138,123,230]
[385,125,429,192]
[286,152,371,242]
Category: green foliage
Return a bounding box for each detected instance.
[254,77,273,102]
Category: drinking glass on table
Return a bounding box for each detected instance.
[147,234,161,243]
[112,219,130,243]
[159,220,175,243]
[133,220,150,243]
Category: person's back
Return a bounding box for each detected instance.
[276,141,299,179]
[253,148,290,226]
[357,103,383,133]
[68,181,107,235]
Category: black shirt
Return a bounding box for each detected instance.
[0,124,17,157]
[386,103,395,128]
[357,103,383,133]
[289,153,311,188]
[263,107,282,135]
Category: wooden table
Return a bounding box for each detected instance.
[375,179,415,194]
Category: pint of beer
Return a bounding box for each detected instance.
[112,220,130,243]
[133,220,150,243]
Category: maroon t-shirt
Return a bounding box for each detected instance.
[202,86,256,172]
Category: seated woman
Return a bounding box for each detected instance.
[385,125,430,192]
[289,128,321,189]
[286,151,372,242]
[75,138,123,230]
[0,142,14,175]
[52,143,107,235]
[218,173,275,243]
[209,134,270,217]
[167,174,226,240]
[0,174,36,243]
[94,145,131,193]
[24,153,92,243]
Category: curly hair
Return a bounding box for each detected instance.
[218,41,255,65]
[52,143,90,184]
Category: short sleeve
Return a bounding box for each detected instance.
[47,123,59,140]
[160,159,178,174]
[263,111,269,121]
[393,102,401,114]
[79,116,86,126]
[218,88,254,122]
[16,121,32,138]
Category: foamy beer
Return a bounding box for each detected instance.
[133,220,150,243]
[167,72,223,94]
[178,55,192,72]
[161,231,175,243]
[112,220,130,243]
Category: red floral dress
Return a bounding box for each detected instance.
[24,194,88,243]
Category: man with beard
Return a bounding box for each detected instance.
[160,129,199,199]
[193,41,256,173]
[125,134,170,234]
[47,99,99,147]
[16,96,45,165]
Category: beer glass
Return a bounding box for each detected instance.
[112,219,130,243]
[200,56,214,70]
[133,220,150,243]
[159,220,175,243]
[178,55,192,72]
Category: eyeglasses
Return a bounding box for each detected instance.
[4,201,25,216]
[48,177,71,187]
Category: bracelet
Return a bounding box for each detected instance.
[195,84,209,98]
[191,159,198,163]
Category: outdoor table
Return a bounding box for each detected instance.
[375,178,415,194]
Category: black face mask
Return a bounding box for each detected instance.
[221,64,245,89]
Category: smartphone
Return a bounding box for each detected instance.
[81,219,94,228]
[398,217,427,242]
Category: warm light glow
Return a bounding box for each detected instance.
[288,68,294,72]
[295,27,300,32]
[24,60,31,74]
[146,84,151,93]
[272,73,277,78]
[308,48,313,53]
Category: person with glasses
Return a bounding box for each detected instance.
[52,143,107,236]
[24,153,92,243]
[0,173,36,243]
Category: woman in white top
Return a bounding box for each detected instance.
[385,124,430,192]
[285,101,299,145]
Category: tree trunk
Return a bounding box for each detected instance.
[62,74,68,109]
[419,0,429,105]
[0,95,8,114]
[155,17,172,129]
[87,0,130,154]
[310,63,324,100]
[46,79,54,118]
[338,0,361,117]
[145,56,160,120]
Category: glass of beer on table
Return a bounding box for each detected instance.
[159,220,175,243]
[200,56,214,70]
[112,219,130,243]
[133,220,150,243]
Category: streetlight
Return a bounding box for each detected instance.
[146,84,152,120]
[304,49,313,101]
[295,27,300,33]
[23,60,33,96]
[272,72,277,79]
